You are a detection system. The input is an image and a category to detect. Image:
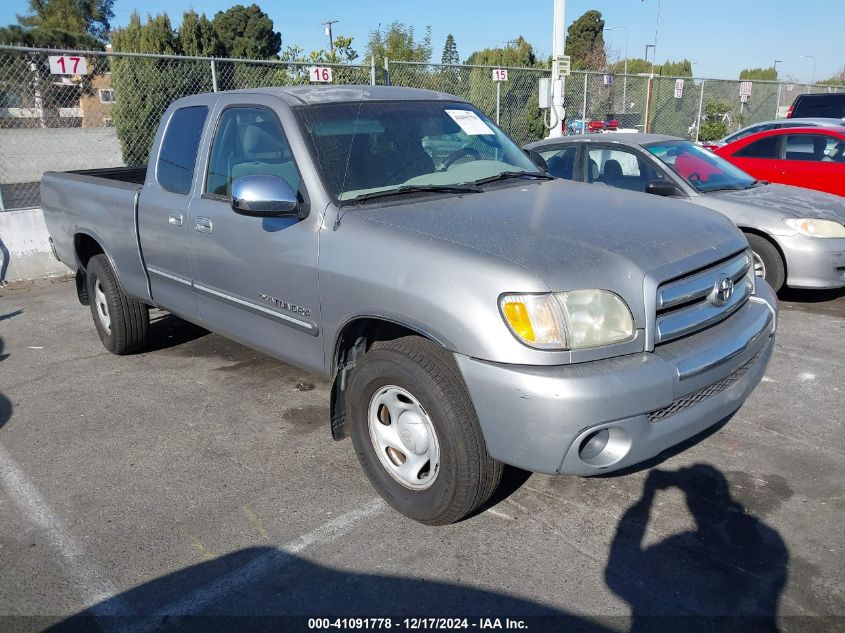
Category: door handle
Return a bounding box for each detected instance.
[168,211,183,227]
[195,217,213,234]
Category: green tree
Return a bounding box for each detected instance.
[309,35,359,64]
[739,66,777,80]
[819,68,845,86]
[110,11,213,164]
[212,4,281,59]
[17,0,114,39]
[0,23,101,48]
[366,22,432,65]
[699,99,732,141]
[177,10,221,57]
[608,57,691,76]
[565,9,606,70]
[465,36,537,67]
[441,33,459,65]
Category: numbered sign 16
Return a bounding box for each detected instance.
[309,66,333,83]
[492,68,508,82]
[48,55,88,76]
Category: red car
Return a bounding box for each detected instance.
[714,127,845,197]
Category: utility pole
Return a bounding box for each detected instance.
[546,0,566,138]
[322,20,338,55]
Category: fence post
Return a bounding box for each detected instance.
[0,188,5,212]
[695,79,705,143]
[775,82,782,118]
[384,57,390,86]
[496,80,501,125]
[210,58,218,92]
[370,55,376,86]
[582,72,588,120]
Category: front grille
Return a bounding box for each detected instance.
[655,250,753,345]
[648,347,764,423]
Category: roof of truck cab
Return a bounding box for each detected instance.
[223,85,466,106]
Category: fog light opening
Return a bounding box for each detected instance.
[579,429,610,461]
[577,426,632,468]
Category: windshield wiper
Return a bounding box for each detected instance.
[473,170,555,186]
[351,183,482,203]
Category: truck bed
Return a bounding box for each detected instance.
[40,168,152,304]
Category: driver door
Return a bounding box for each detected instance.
[187,97,323,373]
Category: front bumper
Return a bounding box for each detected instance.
[778,234,845,289]
[455,283,777,475]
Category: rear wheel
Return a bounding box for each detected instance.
[86,254,149,354]
[347,336,503,525]
[744,233,785,293]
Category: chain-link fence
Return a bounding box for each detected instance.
[0,45,373,210]
[1,44,843,211]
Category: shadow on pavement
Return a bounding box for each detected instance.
[42,463,791,633]
[0,308,23,322]
[778,286,845,304]
[47,548,610,633]
[606,464,788,632]
[143,313,209,353]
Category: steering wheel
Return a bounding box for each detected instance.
[442,147,481,169]
[686,172,702,185]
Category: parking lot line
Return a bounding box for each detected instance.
[150,498,385,619]
[0,442,133,617]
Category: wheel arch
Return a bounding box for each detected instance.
[738,226,788,280]
[73,231,108,305]
[328,315,452,442]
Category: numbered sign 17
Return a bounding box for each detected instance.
[492,68,508,82]
[309,67,333,83]
[48,55,88,76]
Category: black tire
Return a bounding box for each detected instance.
[85,254,149,355]
[347,336,503,525]
[744,233,785,293]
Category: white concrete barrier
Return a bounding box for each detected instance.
[0,208,72,283]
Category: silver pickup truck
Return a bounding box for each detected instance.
[42,86,777,525]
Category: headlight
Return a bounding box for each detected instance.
[499,290,636,350]
[783,218,845,238]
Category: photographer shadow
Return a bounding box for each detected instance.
[605,464,788,632]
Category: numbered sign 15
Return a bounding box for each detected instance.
[492,68,508,82]
[48,55,88,75]
[309,66,333,83]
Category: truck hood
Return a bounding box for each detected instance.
[349,180,746,323]
[698,183,845,223]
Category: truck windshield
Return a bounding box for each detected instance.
[645,140,757,193]
[296,100,539,202]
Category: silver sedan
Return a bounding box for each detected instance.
[525,133,845,291]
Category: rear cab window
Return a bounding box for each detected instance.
[156,106,209,195]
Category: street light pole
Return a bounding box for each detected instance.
[801,55,817,85]
[606,26,628,112]
[547,0,567,138]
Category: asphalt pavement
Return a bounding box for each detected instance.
[0,277,843,632]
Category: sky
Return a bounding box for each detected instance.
[1,0,842,83]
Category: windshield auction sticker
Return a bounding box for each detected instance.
[445,109,495,135]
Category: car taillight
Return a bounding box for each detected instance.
[786,104,794,118]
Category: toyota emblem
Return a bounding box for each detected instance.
[709,276,734,307]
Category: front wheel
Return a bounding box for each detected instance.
[86,254,150,354]
[347,336,502,525]
[744,233,785,293]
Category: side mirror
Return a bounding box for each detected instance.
[523,148,549,172]
[645,179,684,197]
[231,175,299,217]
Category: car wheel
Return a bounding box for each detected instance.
[86,254,150,354]
[744,233,785,293]
[347,336,503,525]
